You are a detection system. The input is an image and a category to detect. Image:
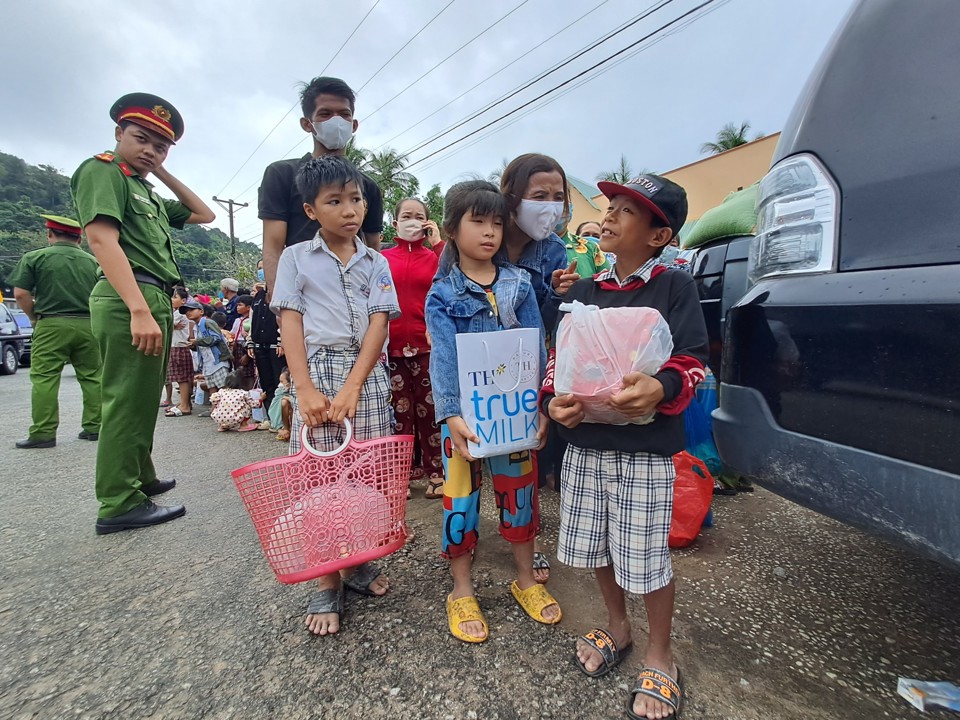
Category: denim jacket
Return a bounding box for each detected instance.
[437,233,569,333]
[425,263,547,422]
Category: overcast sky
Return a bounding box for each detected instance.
[1,0,856,245]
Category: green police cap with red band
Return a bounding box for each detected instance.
[109,92,184,143]
[40,214,82,236]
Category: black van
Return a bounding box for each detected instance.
[712,0,960,567]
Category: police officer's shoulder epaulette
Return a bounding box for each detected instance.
[93,152,133,176]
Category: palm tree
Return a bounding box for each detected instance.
[364,148,418,198]
[700,121,759,155]
[488,157,510,185]
[345,140,369,169]
[596,155,635,184]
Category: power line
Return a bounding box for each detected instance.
[415,0,732,174]
[401,0,674,159]
[215,0,382,196]
[372,0,613,152]
[355,0,458,93]
[362,0,536,123]
[406,0,718,170]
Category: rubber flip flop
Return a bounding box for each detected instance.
[626,666,684,719]
[447,594,488,643]
[510,580,562,625]
[576,628,634,678]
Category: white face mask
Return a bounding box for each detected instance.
[312,116,354,151]
[396,219,424,241]
[514,199,565,240]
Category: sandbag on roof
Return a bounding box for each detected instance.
[682,183,759,249]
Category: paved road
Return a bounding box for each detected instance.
[1,368,958,719]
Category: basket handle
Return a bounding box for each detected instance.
[299,418,353,458]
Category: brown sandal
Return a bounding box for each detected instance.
[424,479,444,499]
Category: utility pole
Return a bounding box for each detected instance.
[212,197,249,257]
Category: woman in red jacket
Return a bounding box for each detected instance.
[383,198,445,498]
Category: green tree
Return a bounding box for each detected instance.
[700,121,761,155]
[596,154,640,184]
[345,139,369,168]
[425,184,444,224]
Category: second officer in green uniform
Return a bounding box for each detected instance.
[71,92,215,534]
[10,214,102,449]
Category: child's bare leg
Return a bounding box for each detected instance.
[177,381,192,413]
[511,539,559,621]
[631,580,677,719]
[449,553,484,639]
[577,565,631,672]
[305,573,342,636]
[163,382,173,404]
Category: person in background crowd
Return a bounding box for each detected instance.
[272,155,399,637]
[164,287,194,417]
[183,300,231,402]
[230,294,257,391]
[260,76,385,298]
[557,211,610,279]
[11,214,101,449]
[576,220,602,240]
[382,197,444,498]
[72,93,215,534]
[425,180,557,644]
[249,260,286,415]
[210,371,259,432]
[268,368,294,442]
[220,278,240,327]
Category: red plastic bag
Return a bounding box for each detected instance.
[669,451,714,548]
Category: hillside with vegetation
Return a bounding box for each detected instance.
[0,150,261,294]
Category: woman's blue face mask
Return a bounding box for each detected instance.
[257,268,265,282]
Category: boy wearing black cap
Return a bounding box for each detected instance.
[72,92,215,534]
[540,175,708,719]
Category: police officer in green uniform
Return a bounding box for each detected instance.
[10,215,102,449]
[71,93,215,534]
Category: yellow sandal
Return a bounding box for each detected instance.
[511,580,563,625]
[446,594,489,643]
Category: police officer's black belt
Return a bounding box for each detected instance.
[99,272,174,294]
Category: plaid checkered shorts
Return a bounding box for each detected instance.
[289,347,393,454]
[204,365,230,391]
[165,346,194,384]
[557,445,675,595]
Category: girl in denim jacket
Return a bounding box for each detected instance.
[425,180,562,644]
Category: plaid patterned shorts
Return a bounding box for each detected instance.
[289,347,393,454]
[557,445,675,595]
[166,346,194,384]
[204,365,230,391]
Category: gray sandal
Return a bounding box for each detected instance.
[533,551,551,583]
[342,562,382,597]
[306,587,344,619]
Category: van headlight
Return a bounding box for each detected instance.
[748,153,839,284]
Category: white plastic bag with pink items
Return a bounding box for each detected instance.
[554,301,674,425]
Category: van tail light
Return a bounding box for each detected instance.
[748,153,839,284]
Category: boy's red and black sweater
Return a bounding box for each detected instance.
[540,264,709,456]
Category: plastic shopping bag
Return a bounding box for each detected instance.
[683,395,722,477]
[554,301,673,425]
[456,327,542,458]
[669,451,715,548]
[249,388,266,422]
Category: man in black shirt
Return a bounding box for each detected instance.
[248,268,286,414]
[259,76,384,296]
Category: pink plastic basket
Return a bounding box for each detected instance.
[231,419,414,584]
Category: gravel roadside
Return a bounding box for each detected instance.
[1,368,958,720]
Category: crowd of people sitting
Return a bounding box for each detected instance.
[161,269,294,441]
